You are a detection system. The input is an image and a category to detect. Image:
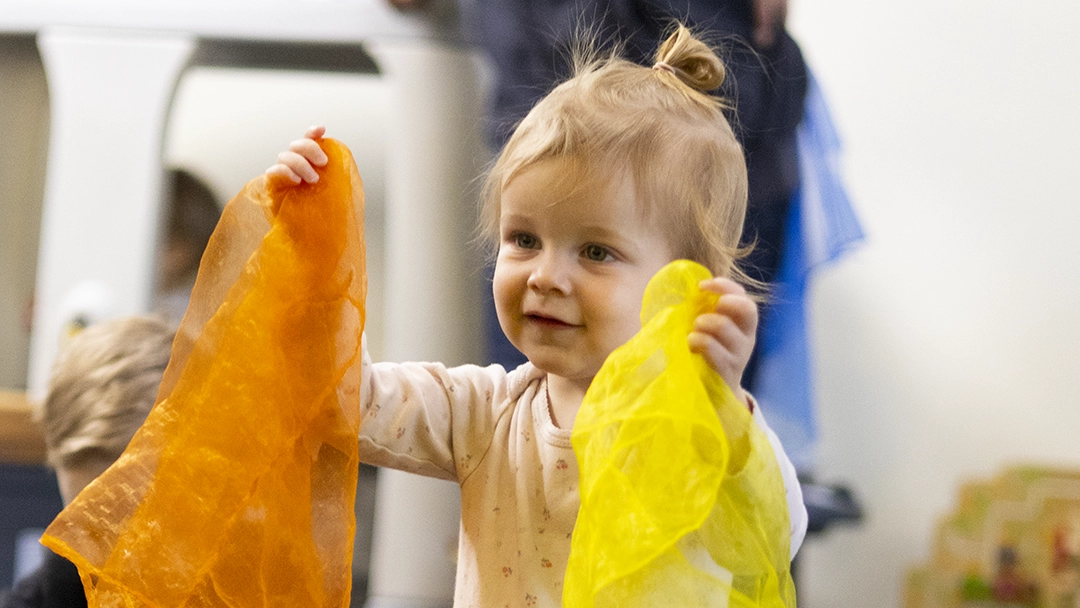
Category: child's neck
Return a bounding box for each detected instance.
[545,374,592,430]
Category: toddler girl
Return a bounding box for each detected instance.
[269,24,807,608]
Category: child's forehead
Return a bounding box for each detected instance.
[502,156,632,209]
[499,157,670,241]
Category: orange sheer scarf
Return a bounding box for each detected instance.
[42,138,366,607]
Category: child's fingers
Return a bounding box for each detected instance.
[699,276,746,298]
[265,163,302,184]
[690,280,759,405]
[287,137,329,168]
[700,278,758,335]
[693,312,755,359]
[693,312,740,345]
[264,128,328,184]
[687,330,749,404]
[276,149,321,184]
[714,292,758,335]
[687,330,740,373]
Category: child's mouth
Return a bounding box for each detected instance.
[526,314,574,328]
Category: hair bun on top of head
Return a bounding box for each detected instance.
[653,25,726,93]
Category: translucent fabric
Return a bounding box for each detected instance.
[564,260,795,608]
[42,138,366,607]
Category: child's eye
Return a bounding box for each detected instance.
[582,244,612,262]
[513,233,540,249]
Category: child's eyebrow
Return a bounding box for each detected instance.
[498,212,534,226]
[577,231,643,257]
[497,213,538,235]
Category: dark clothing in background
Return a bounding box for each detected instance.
[0,551,86,608]
[464,0,806,156]
[462,0,809,384]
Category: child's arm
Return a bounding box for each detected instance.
[265,126,329,184]
[689,277,810,558]
[359,347,516,482]
[687,277,757,409]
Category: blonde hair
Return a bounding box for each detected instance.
[36,316,174,469]
[480,24,751,281]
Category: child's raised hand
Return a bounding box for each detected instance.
[688,277,758,408]
[265,126,329,184]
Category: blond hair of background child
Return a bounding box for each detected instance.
[268,23,806,608]
[37,315,173,505]
[0,316,172,608]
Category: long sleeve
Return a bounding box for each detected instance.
[751,396,809,559]
[358,339,569,607]
[357,343,518,482]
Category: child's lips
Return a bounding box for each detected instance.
[525,313,576,329]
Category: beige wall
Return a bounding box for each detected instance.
[789,1,1080,607]
[0,36,48,390]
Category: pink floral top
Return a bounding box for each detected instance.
[359,355,806,608]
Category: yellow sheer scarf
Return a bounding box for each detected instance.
[565,260,795,608]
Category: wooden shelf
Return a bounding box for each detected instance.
[0,390,47,465]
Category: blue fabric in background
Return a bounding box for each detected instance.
[753,72,864,473]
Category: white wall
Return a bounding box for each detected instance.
[163,66,392,358]
[788,2,1080,606]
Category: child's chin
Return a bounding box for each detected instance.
[527,355,600,383]
[521,352,563,375]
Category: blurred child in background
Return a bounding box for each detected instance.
[0,316,172,608]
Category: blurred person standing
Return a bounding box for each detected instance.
[152,169,221,328]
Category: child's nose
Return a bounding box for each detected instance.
[526,252,571,295]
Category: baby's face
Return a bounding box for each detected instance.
[492,158,674,385]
